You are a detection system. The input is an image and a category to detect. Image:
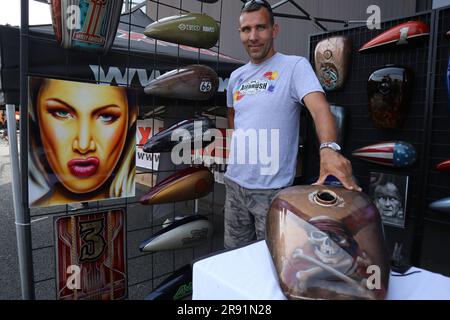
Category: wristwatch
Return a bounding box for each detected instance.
[319,141,341,152]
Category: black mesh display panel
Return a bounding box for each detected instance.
[418,6,450,275]
[306,9,450,274]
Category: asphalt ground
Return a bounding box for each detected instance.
[0,140,225,300]
[0,140,21,299]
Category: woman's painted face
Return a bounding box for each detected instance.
[37,79,129,193]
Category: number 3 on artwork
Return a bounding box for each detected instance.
[79,218,106,262]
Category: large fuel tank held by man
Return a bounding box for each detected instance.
[266,185,390,300]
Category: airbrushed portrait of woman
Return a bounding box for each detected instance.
[28,77,138,208]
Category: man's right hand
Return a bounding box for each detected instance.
[314,148,362,192]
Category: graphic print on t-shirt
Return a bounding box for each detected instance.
[233,70,278,102]
[263,71,278,80]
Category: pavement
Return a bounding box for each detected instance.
[0,140,21,299]
[0,138,225,300]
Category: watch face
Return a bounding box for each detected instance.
[321,142,341,151]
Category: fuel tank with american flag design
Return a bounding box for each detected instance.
[351,141,417,168]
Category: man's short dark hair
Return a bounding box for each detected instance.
[241,0,275,26]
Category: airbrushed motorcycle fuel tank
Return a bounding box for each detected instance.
[144,65,219,101]
[144,13,219,49]
[314,36,352,91]
[266,185,389,300]
[50,0,123,53]
[139,215,213,252]
[429,197,450,214]
[140,166,214,205]
[144,264,192,300]
[367,66,413,129]
[359,21,429,53]
[143,116,215,153]
[436,158,450,171]
[351,141,417,168]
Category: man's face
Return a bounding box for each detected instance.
[239,8,278,64]
[374,183,402,217]
[376,195,401,217]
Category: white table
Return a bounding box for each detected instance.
[193,240,450,300]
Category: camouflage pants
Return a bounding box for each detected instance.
[224,177,281,249]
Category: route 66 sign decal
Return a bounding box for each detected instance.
[200,80,212,92]
[55,209,127,300]
[144,65,219,100]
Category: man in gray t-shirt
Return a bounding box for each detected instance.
[224,0,360,249]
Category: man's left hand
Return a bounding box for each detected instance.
[314,148,362,191]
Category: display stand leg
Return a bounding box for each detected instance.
[6,104,35,300]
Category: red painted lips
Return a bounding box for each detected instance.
[68,157,100,177]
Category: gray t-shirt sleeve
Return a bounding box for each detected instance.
[290,58,325,106]
[226,72,235,108]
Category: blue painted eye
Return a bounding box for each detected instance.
[98,113,118,123]
[51,110,72,119]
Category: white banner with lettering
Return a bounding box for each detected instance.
[136,118,164,171]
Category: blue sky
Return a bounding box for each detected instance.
[0,0,51,26]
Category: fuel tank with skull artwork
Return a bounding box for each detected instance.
[266,185,390,300]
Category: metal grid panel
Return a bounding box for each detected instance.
[418,6,450,275]
[308,12,432,268]
[20,0,227,300]
[423,6,450,223]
